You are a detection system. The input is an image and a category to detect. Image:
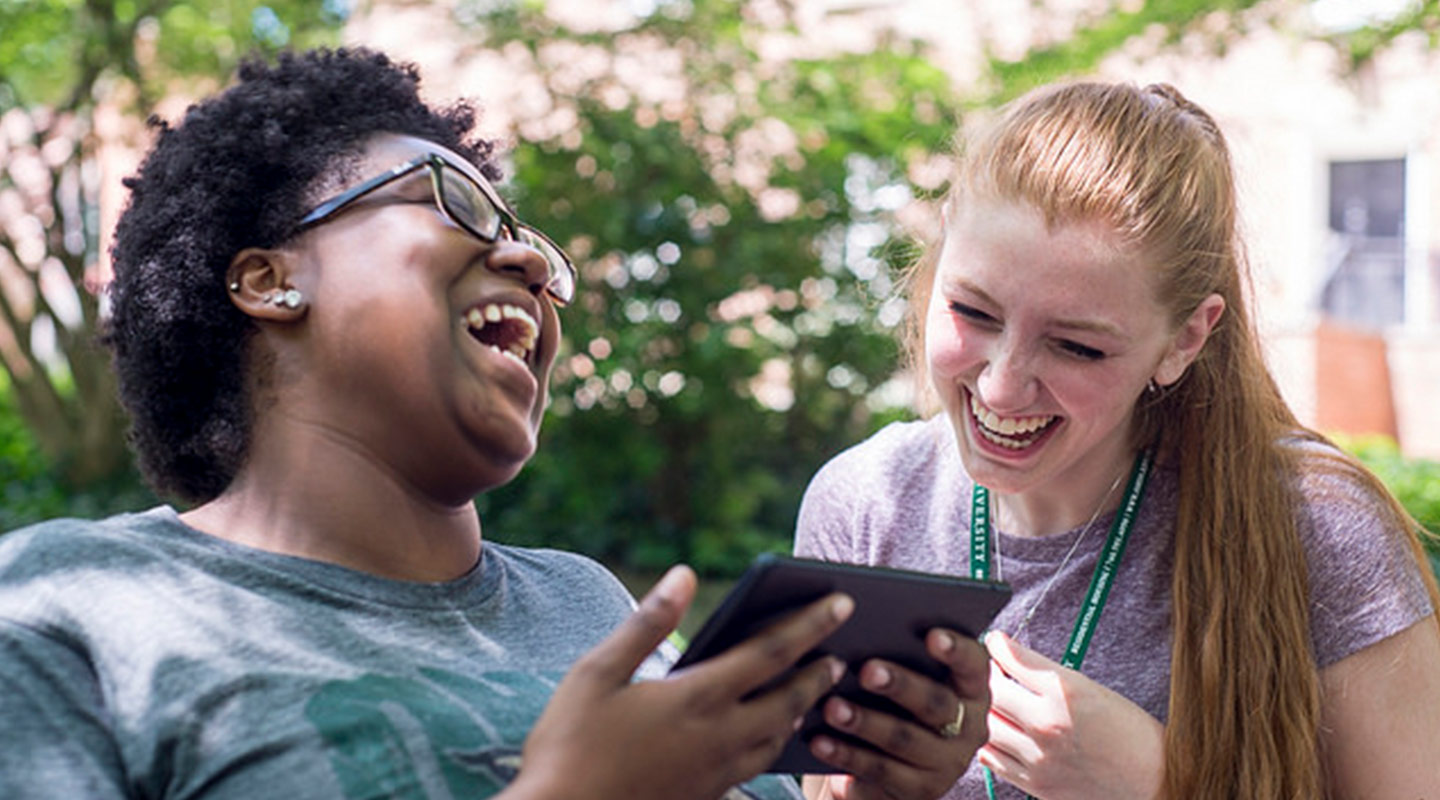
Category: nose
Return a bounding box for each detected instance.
[975,338,1038,411]
[484,239,552,298]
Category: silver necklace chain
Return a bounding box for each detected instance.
[992,468,1127,642]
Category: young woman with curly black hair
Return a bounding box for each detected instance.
[0,48,990,800]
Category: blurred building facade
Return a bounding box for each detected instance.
[1094,6,1440,461]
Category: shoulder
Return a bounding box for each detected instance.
[796,416,963,562]
[483,541,622,581]
[0,507,177,581]
[1284,439,1408,553]
[481,542,634,605]
[476,542,670,672]
[1281,440,1435,666]
[804,416,953,499]
[0,507,186,640]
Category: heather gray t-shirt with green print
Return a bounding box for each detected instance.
[0,507,802,800]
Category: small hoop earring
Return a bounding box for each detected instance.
[1146,378,1160,395]
[228,281,241,293]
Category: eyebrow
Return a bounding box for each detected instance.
[941,276,1128,339]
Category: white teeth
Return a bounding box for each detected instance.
[494,345,527,366]
[464,302,539,362]
[969,393,1055,447]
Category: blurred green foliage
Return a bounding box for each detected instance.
[468,0,948,575]
[0,0,346,111]
[1327,0,1440,72]
[983,0,1268,103]
[0,1,345,491]
[0,377,154,532]
[1,1,341,525]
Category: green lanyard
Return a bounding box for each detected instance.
[972,448,1154,799]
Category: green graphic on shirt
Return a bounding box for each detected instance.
[304,668,557,799]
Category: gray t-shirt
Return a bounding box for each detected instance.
[795,416,1434,800]
[0,507,801,800]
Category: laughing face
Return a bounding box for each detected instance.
[925,199,1214,514]
[283,134,561,503]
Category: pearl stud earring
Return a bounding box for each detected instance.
[270,288,303,309]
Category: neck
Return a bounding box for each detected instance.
[993,447,1137,538]
[180,420,483,583]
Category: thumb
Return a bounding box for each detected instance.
[826,774,857,800]
[985,630,1062,690]
[570,564,696,688]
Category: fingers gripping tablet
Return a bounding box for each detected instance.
[668,554,1011,774]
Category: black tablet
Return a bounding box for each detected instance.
[668,553,1011,774]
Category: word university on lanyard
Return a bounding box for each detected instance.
[970,448,1155,800]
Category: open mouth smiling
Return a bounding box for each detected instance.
[463,302,539,367]
[969,392,1059,449]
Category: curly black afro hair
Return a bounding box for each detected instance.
[106,47,499,504]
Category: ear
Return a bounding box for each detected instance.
[1153,292,1224,387]
[226,248,308,321]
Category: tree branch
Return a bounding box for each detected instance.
[0,241,74,460]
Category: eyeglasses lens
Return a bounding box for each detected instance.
[436,166,504,242]
[435,161,576,306]
[516,228,575,305]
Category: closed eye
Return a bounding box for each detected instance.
[949,301,997,325]
[1058,340,1106,360]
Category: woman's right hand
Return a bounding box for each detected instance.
[510,564,853,800]
[978,631,1164,800]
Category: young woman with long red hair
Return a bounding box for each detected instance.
[797,81,1440,799]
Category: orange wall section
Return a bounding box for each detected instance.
[1313,318,1399,441]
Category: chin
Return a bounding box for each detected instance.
[465,456,534,500]
[494,437,538,480]
[952,423,1038,492]
[454,426,538,492]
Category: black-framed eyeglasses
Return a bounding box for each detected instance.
[293,153,576,306]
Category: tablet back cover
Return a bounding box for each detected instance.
[670,554,1011,774]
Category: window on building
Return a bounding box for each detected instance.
[1321,158,1406,329]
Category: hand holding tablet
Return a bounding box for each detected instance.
[669,554,1011,774]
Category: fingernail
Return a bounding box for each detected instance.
[656,564,690,598]
[831,594,854,622]
[831,699,854,726]
[829,657,846,684]
[937,631,956,652]
[989,631,1013,656]
[867,664,892,689]
[813,736,836,758]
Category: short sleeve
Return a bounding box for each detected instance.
[1296,465,1435,668]
[0,619,127,798]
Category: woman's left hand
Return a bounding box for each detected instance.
[803,628,990,800]
[979,631,1163,800]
